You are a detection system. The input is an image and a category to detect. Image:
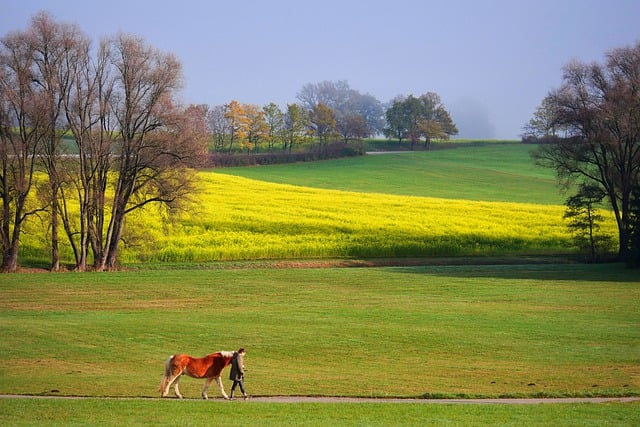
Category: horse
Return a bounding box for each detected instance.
[159,351,235,399]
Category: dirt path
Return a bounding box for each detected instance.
[1,395,638,404]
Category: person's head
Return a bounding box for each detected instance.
[237,348,246,355]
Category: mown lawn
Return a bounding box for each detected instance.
[1,264,637,398]
[1,263,638,425]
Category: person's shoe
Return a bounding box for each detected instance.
[243,394,249,400]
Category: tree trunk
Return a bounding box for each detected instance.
[1,221,22,273]
[50,189,60,271]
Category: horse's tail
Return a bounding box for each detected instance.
[159,355,175,393]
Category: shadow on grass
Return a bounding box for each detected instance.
[387,259,638,283]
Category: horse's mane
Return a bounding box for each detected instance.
[218,351,235,358]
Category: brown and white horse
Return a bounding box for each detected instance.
[159,351,235,399]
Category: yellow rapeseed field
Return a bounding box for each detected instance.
[119,172,617,263]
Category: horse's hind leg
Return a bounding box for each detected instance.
[201,377,214,400]
[160,356,180,398]
[160,374,180,397]
[160,370,184,398]
[159,374,170,397]
[171,376,184,399]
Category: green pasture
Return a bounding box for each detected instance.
[216,143,562,205]
[1,264,638,424]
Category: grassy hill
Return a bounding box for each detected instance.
[214,143,564,205]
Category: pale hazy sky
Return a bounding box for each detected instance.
[3,0,639,138]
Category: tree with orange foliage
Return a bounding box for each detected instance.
[224,100,249,154]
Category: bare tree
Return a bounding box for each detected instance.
[337,113,370,144]
[533,42,640,260]
[207,104,229,152]
[26,12,88,270]
[61,38,114,271]
[297,80,384,135]
[0,28,48,272]
[522,96,562,140]
[1,14,206,272]
[95,33,197,271]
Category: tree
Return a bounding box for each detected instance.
[207,104,229,152]
[418,93,458,148]
[532,42,640,261]
[283,103,309,152]
[97,33,202,271]
[262,102,283,152]
[297,80,351,112]
[563,183,613,262]
[224,100,248,154]
[626,185,640,267]
[342,92,384,135]
[383,93,457,149]
[1,14,205,272]
[0,23,49,272]
[243,104,268,153]
[60,37,114,271]
[309,102,336,146]
[297,80,384,135]
[402,95,425,149]
[383,98,409,143]
[522,96,562,140]
[337,113,370,144]
[28,12,86,271]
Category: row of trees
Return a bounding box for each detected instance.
[1,12,208,272]
[206,100,368,155]
[206,81,458,154]
[524,41,640,265]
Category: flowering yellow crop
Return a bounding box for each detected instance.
[119,172,618,263]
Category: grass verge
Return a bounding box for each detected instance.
[0,398,639,426]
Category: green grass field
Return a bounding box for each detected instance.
[3,143,638,425]
[1,264,638,424]
[215,143,562,204]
